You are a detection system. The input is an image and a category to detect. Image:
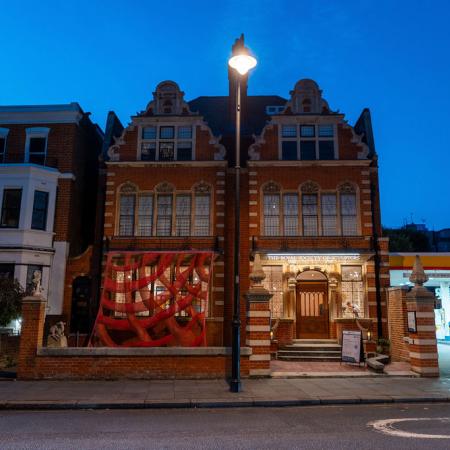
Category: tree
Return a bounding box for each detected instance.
[0,277,24,327]
[383,226,432,252]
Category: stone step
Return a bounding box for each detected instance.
[292,339,338,344]
[278,350,341,357]
[277,355,342,362]
[280,345,342,352]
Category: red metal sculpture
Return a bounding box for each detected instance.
[90,251,213,347]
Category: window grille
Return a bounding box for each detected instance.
[194,194,210,236]
[264,194,280,236]
[176,195,191,236]
[321,194,337,236]
[137,194,153,236]
[156,195,172,236]
[283,194,298,236]
[119,195,135,236]
[302,194,318,236]
[340,193,357,235]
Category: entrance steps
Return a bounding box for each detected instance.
[277,339,342,362]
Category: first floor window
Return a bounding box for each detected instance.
[341,266,364,318]
[283,194,298,235]
[119,194,135,236]
[194,194,210,236]
[156,195,172,236]
[137,194,153,236]
[0,136,6,162]
[141,142,156,160]
[321,194,337,236]
[264,194,280,236]
[281,141,297,160]
[300,140,316,160]
[177,142,192,161]
[302,194,318,236]
[31,190,49,230]
[159,142,174,161]
[175,195,191,236]
[318,141,334,159]
[341,193,357,235]
[1,189,22,228]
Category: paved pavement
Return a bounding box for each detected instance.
[1,403,450,449]
[0,376,449,409]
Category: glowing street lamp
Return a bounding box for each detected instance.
[228,36,257,393]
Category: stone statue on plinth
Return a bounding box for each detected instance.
[47,321,68,348]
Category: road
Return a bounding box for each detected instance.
[0,403,450,449]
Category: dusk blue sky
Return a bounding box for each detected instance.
[1,1,449,229]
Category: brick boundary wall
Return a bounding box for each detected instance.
[387,287,410,362]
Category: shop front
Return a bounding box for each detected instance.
[260,253,374,343]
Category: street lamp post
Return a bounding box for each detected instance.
[228,39,257,393]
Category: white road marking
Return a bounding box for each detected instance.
[368,418,450,439]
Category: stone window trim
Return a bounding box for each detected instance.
[137,123,197,162]
[260,180,361,237]
[115,181,213,237]
[277,122,339,161]
[25,127,50,164]
[0,127,9,163]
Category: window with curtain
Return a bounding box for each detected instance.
[340,192,357,235]
[264,194,280,236]
[302,194,318,236]
[137,194,153,236]
[156,195,172,236]
[119,194,135,236]
[176,195,191,236]
[321,194,337,236]
[283,194,298,236]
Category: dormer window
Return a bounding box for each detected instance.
[140,124,194,161]
[25,127,50,165]
[280,123,336,160]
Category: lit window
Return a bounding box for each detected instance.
[1,189,22,228]
[321,194,337,236]
[281,125,297,137]
[341,266,364,318]
[31,191,49,231]
[262,266,283,318]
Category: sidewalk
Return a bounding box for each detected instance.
[0,376,449,410]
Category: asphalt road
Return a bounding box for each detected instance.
[0,404,450,449]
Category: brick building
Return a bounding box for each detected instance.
[0,103,103,331]
[92,56,389,359]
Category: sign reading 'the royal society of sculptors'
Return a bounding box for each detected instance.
[341,330,363,363]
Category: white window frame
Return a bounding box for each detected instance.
[137,124,196,161]
[25,127,50,164]
[0,128,9,163]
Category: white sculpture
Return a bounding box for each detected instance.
[47,321,68,348]
[31,270,43,296]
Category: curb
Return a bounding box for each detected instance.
[0,397,449,411]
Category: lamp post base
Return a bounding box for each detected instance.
[229,379,242,393]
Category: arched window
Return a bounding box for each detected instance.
[339,183,358,236]
[116,182,212,237]
[118,183,137,236]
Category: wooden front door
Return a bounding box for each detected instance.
[296,281,329,339]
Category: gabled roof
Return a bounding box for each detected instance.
[188,95,286,137]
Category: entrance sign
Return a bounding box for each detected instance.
[407,311,417,333]
[341,330,364,363]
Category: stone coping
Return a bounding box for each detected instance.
[37,346,252,357]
